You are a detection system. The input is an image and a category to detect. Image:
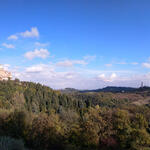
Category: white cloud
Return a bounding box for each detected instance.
[20,27,39,38]
[110,73,117,79]
[2,64,10,70]
[10,62,150,89]
[2,43,15,48]
[105,64,112,67]
[56,60,73,67]
[25,64,53,73]
[26,65,44,73]
[12,64,81,89]
[65,73,76,79]
[83,55,96,61]
[7,27,39,40]
[73,60,87,65]
[56,59,87,67]
[104,61,139,67]
[24,48,50,60]
[142,62,150,68]
[35,42,49,47]
[97,73,117,82]
[0,64,10,70]
[116,62,127,65]
[8,35,18,40]
[55,55,94,68]
[131,62,138,65]
[98,73,105,79]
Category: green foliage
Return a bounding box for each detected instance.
[0,80,150,150]
[6,110,30,139]
[26,113,64,150]
[129,129,150,150]
[113,109,132,148]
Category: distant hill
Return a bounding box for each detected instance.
[60,88,79,93]
[136,86,150,92]
[60,86,150,94]
[80,86,137,93]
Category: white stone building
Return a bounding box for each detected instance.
[0,65,12,80]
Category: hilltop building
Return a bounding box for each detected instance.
[0,65,12,80]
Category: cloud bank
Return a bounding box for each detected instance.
[24,48,50,60]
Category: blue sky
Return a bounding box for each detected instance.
[0,0,150,89]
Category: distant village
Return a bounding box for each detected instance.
[0,65,12,80]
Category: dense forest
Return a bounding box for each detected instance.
[0,79,150,150]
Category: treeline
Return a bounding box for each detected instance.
[0,79,150,150]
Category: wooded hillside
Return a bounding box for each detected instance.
[0,79,150,150]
